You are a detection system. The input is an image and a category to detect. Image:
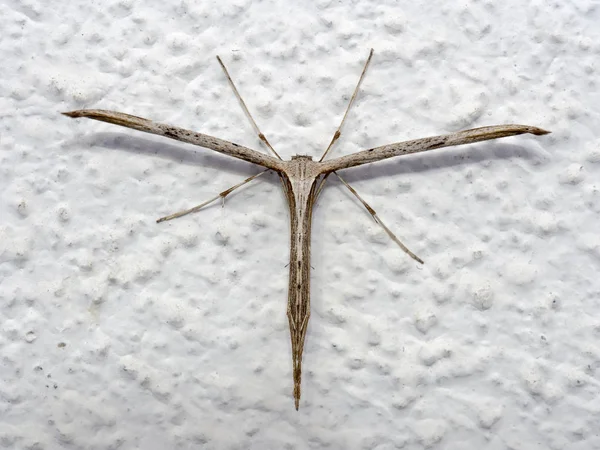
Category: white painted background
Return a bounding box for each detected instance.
[1,1,599,449]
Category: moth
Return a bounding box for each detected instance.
[63,50,549,409]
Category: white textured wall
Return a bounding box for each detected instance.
[1,1,599,448]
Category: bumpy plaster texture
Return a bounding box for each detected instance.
[1,0,599,448]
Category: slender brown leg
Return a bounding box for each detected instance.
[333,172,423,264]
[156,169,270,223]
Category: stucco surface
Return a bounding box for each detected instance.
[1,1,599,449]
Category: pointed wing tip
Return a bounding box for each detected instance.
[532,127,551,136]
[62,111,79,118]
